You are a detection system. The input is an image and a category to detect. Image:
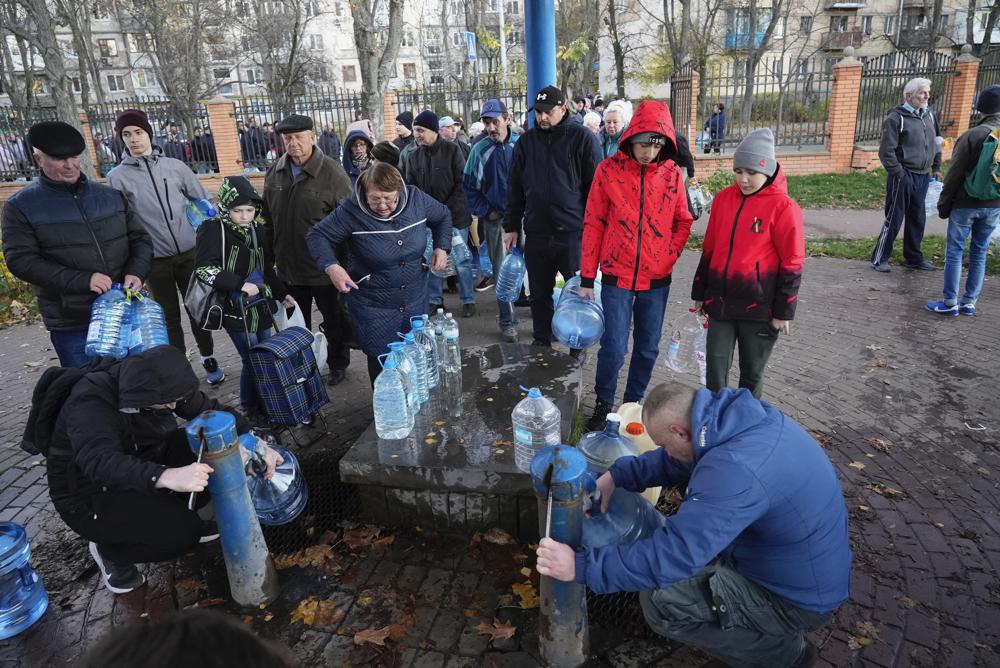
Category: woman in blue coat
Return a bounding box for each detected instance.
[307,162,452,383]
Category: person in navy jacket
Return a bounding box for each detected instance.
[537,382,851,668]
[306,162,452,384]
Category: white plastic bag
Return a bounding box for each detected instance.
[274,299,307,331]
[311,330,328,371]
[664,310,708,385]
[925,178,943,218]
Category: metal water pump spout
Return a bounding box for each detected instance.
[185,411,279,607]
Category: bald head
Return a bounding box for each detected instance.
[642,382,697,463]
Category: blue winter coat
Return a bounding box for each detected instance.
[574,388,851,614]
[705,110,727,138]
[341,129,374,184]
[461,131,519,220]
[306,185,452,358]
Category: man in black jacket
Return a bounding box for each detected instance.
[402,110,475,316]
[504,86,603,347]
[46,346,282,594]
[1,121,152,367]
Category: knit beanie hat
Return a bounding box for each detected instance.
[733,128,777,177]
[217,175,260,211]
[976,85,1000,115]
[371,141,400,164]
[414,110,439,134]
[115,108,154,141]
[396,111,414,131]
[629,131,667,146]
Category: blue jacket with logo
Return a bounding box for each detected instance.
[461,131,519,221]
[574,388,851,614]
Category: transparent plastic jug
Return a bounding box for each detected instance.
[576,413,640,475]
[478,244,493,278]
[85,284,132,359]
[924,178,943,218]
[552,296,605,349]
[665,310,708,384]
[512,387,561,473]
[582,489,664,549]
[410,316,440,389]
[185,198,217,230]
[373,356,415,439]
[240,434,309,526]
[495,248,526,303]
[0,522,48,640]
[559,273,602,306]
[128,292,169,355]
[387,341,419,413]
[400,332,430,404]
[431,229,471,278]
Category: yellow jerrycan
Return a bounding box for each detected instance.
[616,402,662,507]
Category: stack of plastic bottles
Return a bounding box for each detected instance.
[511,387,561,473]
[128,291,169,355]
[86,285,169,359]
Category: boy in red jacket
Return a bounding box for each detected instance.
[580,100,694,430]
[692,128,804,398]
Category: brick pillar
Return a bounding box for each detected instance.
[79,111,100,179]
[828,52,863,172]
[383,90,398,142]
[939,47,981,139]
[202,97,243,175]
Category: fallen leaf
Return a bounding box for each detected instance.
[847,635,873,650]
[864,344,883,352]
[512,552,529,563]
[864,483,904,499]
[318,529,340,545]
[386,613,415,641]
[858,505,870,512]
[520,567,532,577]
[273,544,338,570]
[866,437,892,453]
[425,438,437,445]
[867,358,890,369]
[469,532,482,548]
[243,615,254,628]
[896,596,917,609]
[290,597,344,627]
[372,535,395,551]
[854,620,880,639]
[263,611,274,622]
[482,527,516,545]
[343,525,381,550]
[193,597,226,608]
[434,420,446,426]
[353,625,392,646]
[174,578,207,591]
[511,581,539,609]
[464,608,478,617]
[474,617,517,642]
[848,461,866,471]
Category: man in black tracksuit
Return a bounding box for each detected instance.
[504,86,603,347]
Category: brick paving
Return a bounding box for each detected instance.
[0,251,998,667]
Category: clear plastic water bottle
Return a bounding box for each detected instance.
[410,316,440,389]
[576,413,640,476]
[373,356,415,439]
[423,229,434,266]
[430,308,447,359]
[128,292,169,355]
[552,296,605,349]
[495,248,526,303]
[185,198,217,230]
[0,522,48,640]
[512,386,561,473]
[432,229,470,278]
[478,244,493,278]
[559,273,602,306]
[442,312,460,351]
[924,178,943,218]
[401,332,430,404]
[85,284,132,359]
[441,316,463,414]
[387,342,419,413]
[582,489,664,549]
[665,310,708,384]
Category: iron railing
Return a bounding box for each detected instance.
[0,107,58,181]
[970,49,1000,127]
[395,84,529,131]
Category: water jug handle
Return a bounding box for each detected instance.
[377,353,389,368]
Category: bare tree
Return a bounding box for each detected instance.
[555,0,599,95]
[53,0,106,108]
[967,0,999,55]
[637,0,726,101]
[349,0,404,138]
[732,0,788,123]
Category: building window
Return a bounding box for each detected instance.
[451,31,464,47]
[127,34,153,52]
[335,1,346,18]
[213,67,231,79]
[91,2,110,19]
[71,77,81,92]
[403,62,417,79]
[31,79,47,95]
[107,74,127,92]
[305,0,320,17]
[401,32,416,47]
[829,15,848,32]
[245,68,264,85]
[861,15,872,36]
[309,34,324,50]
[98,38,118,57]
[342,65,357,82]
[59,40,75,57]
[506,30,521,46]
[794,57,809,77]
[901,8,926,31]
[940,14,950,29]
[448,0,462,16]
[798,15,812,36]
[884,15,896,36]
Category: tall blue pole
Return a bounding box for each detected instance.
[523,0,557,128]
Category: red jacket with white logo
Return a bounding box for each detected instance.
[691,167,805,321]
[580,100,694,291]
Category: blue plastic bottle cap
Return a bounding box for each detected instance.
[519,385,542,398]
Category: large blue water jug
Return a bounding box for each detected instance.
[495,248,526,303]
[478,244,493,278]
[576,413,639,475]
[581,489,664,549]
[0,523,48,640]
[373,356,415,439]
[552,295,604,349]
[186,198,217,230]
[559,274,602,306]
[128,292,169,355]
[85,284,132,359]
[240,434,309,526]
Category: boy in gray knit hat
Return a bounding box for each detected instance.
[732,128,777,178]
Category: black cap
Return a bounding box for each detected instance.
[27,121,86,158]
[275,114,313,134]
[529,86,566,112]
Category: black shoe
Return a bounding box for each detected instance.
[872,261,890,273]
[475,276,495,292]
[586,399,612,432]
[462,303,477,318]
[514,295,531,308]
[89,542,146,594]
[199,520,220,544]
[531,339,550,348]
[793,640,818,668]
[906,259,937,271]
[327,368,346,386]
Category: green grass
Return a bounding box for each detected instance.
[806,235,1000,275]
[701,169,890,210]
[570,410,589,445]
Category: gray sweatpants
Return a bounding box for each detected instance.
[639,563,832,668]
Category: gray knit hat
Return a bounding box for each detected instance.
[733,128,777,177]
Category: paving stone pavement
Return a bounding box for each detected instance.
[0,251,997,667]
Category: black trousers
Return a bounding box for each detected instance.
[287,284,351,371]
[366,355,381,387]
[705,317,778,400]
[57,429,208,565]
[524,234,581,344]
[146,249,215,357]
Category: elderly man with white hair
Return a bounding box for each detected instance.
[871,77,942,273]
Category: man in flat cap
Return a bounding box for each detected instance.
[262,114,355,385]
[1,121,153,367]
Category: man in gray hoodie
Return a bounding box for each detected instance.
[107,109,224,385]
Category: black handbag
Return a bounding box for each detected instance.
[184,220,227,331]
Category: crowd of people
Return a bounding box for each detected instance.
[4,76,1000,667]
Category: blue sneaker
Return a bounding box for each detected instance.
[924,300,958,316]
[959,304,976,316]
[203,357,226,384]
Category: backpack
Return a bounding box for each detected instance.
[964,127,1000,201]
[20,357,112,456]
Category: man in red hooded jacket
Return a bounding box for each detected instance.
[580,101,694,429]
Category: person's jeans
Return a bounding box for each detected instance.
[524,234,581,344]
[942,207,1000,306]
[227,327,273,412]
[482,217,518,328]
[595,283,670,406]
[871,169,930,266]
[428,228,476,306]
[146,249,216,357]
[50,329,89,367]
[705,317,778,400]
[639,562,832,668]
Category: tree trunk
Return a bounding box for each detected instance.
[351,0,404,138]
[976,4,1000,55]
[606,0,626,98]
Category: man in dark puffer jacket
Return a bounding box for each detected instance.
[1,121,152,367]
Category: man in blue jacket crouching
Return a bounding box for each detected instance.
[537,382,851,668]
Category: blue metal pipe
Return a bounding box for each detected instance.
[524,0,557,129]
[186,411,279,607]
[531,445,589,667]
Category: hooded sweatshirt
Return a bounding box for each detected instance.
[342,129,374,184]
[581,101,693,291]
[574,388,852,614]
[937,112,1000,217]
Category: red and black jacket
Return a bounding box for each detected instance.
[691,167,804,321]
[581,100,694,291]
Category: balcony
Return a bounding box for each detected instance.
[897,28,933,49]
[725,31,765,50]
[822,29,864,50]
[824,0,865,8]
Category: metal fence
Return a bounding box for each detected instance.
[971,49,1000,127]
[694,56,834,151]
[395,83,529,130]
[0,107,59,181]
[855,49,958,143]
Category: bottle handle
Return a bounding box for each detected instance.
[377,352,389,369]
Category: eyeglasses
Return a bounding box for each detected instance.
[367,195,398,207]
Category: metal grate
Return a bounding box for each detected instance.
[395,84,528,131]
[0,107,59,181]
[970,49,1000,127]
